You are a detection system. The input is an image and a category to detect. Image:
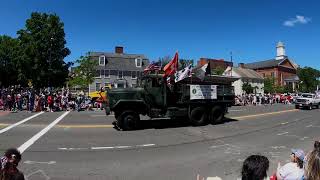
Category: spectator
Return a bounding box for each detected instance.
[304,141,320,180]
[241,155,269,180]
[0,148,25,180]
[276,149,305,180]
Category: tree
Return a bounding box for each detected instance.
[264,77,275,93]
[212,67,225,75]
[0,35,21,87]
[242,82,254,94]
[68,55,98,90]
[297,67,320,92]
[17,12,71,88]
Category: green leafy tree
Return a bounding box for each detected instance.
[68,55,98,90]
[297,67,320,92]
[17,12,71,88]
[212,67,225,75]
[0,35,21,87]
[264,77,275,93]
[242,82,254,94]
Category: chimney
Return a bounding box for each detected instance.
[239,63,245,68]
[115,46,124,54]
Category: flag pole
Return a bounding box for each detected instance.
[230,51,233,77]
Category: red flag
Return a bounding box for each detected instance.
[163,52,178,77]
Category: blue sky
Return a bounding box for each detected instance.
[0,0,319,69]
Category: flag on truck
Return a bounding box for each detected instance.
[163,52,178,77]
[144,61,162,73]
[194,63,210,80]
[175,64,192,82]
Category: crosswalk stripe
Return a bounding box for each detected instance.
[18,111,70,153]
[0,112,44,134]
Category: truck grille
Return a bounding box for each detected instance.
[296,99,306,103]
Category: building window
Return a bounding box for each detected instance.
[135,58,142,67]
[95,70,101,78]
[105,70,110,78]
[99,56,105,66]
[132,71,137,79]
[271,72,275,78]
[95,83,101,91]
[118,70,123,79]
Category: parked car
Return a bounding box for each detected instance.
[295,93,320,110]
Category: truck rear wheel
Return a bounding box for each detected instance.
[189,107,208,126]
[210,106,225,124]
[117,111,139,131]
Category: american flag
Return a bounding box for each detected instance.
[144,61,162,73]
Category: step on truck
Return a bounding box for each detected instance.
[105,74,238,130]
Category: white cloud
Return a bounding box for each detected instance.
[283,15,311,27]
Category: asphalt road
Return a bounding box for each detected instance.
[0,104,319,180]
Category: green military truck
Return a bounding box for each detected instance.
[105,74,238,130]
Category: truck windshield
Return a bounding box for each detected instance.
[302,94,313,98]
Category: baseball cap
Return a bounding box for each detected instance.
[291,149,305,161]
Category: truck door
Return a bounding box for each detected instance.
[145,77,165,108]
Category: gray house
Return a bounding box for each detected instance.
[88,47,149,92]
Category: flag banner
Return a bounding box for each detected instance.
[144,61,162,73]
[163,52,178,77]
[194,63,208,80]
[223,66,232,76]
[175,64,192,82]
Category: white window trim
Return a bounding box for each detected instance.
[131,71,137,79]
[104,69,110,78]
[99,56,105,66]
[135,58,142,67]
[118,70,123,79]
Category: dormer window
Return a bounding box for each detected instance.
[99,56,105,66]
[135,58,142,67]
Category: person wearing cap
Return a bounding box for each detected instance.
[276,149,305,180]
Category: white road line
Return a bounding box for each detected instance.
[277,132,289,136]
[18,111,70,153]
[281,122,289,125]
[0,112,44,134]
[91,146,115,150]
[115,146,131,149]
[136,144,156,147]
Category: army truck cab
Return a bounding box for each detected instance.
[105,74,238,130]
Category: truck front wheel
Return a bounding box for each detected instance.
[117,111,140,131]
[189,107,208,126]
[210,106,225,124]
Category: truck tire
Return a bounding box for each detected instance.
[117,111,139,131]
[210,106,225,124]
[189,107,208,126]
[295,105,299,109]
[308,105,313,110]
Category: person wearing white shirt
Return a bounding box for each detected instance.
[276,149,305,180]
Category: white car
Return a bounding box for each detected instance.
[295,93,320,110]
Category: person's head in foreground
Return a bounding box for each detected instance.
[305,143,320,180]
[241,155,269,180]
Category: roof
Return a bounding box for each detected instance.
[232,67,264,79]
[244,59,283,69]
[89,52,149,71]
[89,52,147,59]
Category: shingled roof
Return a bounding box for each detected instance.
[88,52,149,71]
[243,59,283,69]
[233,67,264,79]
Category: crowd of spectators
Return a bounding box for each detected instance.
[0,87,103,112]
[234,93,296,106]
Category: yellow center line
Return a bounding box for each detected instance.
[0,109,298,128]
[229,109,298,120]
[56,124,114,128]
